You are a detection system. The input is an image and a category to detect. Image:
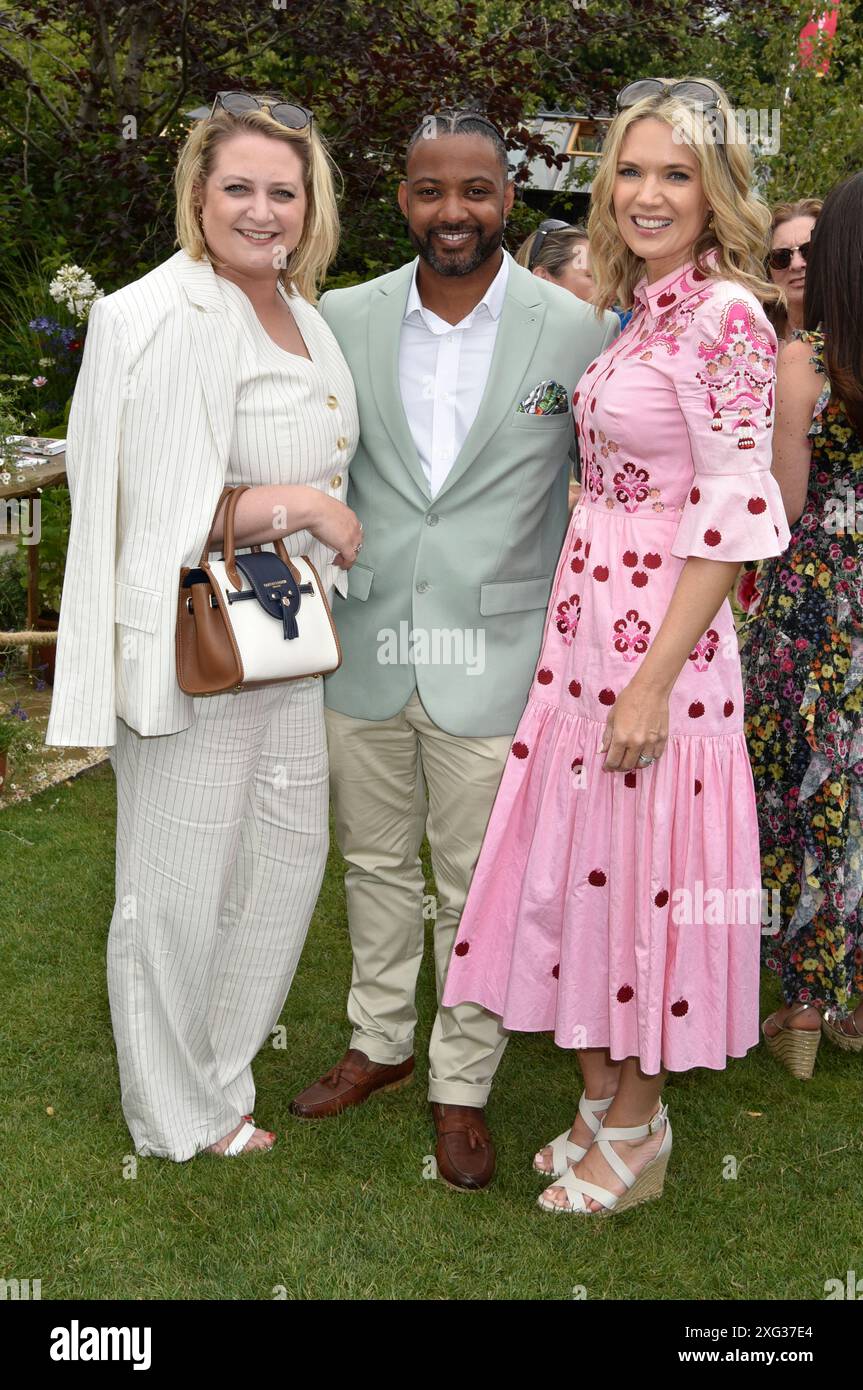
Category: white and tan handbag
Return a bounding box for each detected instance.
[176,484,342,695]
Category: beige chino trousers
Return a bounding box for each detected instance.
[325,690,511,1107]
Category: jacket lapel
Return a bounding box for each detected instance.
[434,260,546,502]
[368,263,431,501]
[172,250,238,462]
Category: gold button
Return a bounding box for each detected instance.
[330,474,342,488]
[326,394,338,409]
[336,435,348,450]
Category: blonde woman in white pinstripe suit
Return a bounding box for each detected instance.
[45,93,362,1161]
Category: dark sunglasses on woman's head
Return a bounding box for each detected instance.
[768,242,811,271]
[211,91,313,131]
[617,79,720,112]
[527,219,572,270]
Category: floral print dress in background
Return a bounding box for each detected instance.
[743,329,863,1014]
[443,254,790,1074]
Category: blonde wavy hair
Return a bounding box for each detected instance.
[174,97,340,302]
[587,77,778,317]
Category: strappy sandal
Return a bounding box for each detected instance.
[533,1092,615,1178]
[206,1120,276,1157]
[821,1008,863,1054]
[537,1102,671,1216]
[761,1002,821,1079]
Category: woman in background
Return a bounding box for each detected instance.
[766,197,821,346]
[515,219,595,302]
[744,173,863,1077]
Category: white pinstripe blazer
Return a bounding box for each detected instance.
[45,249,350,748]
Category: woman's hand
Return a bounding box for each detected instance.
[599,677,669,772]
[307,494,364,570]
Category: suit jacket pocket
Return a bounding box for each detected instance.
[115,581,162,633]
[479,575,552,616]
[346,562,373,602]
[511,411,572,431]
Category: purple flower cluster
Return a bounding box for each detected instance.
[29,318,78,349]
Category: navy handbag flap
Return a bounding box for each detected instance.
[233,551,301,638]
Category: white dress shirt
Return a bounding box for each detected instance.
[398,252,509,497]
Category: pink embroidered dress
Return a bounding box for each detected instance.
[442,256,791,1073]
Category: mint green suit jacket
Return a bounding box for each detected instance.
[320,253,619,736]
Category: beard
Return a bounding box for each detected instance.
[408,218,505,276]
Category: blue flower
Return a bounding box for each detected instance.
[28,316,60,334]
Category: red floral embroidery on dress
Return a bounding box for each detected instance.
[612,609,651,661]
[613,460,651,512]
[584,452,605,501]
[696,299,775,449]
[556,593,581,644]
[688,628,719,671]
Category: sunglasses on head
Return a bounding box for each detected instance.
[210,91,313,131]
[528,219,572,270]
[616,79,720,112]
[768,242,811,271]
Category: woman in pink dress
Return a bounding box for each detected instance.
[442,78,790,1215]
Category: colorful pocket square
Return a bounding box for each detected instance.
[516,380,570,415]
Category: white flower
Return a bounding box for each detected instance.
[32,376,47,388]
[38,357,52,369]
[48,263,104,322]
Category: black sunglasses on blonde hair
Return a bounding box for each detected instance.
[210,91,313,131]
[528,219,572,270]
[616,79,721,112]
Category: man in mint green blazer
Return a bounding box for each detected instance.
[290,110,619,1189]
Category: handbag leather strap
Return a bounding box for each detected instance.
[199,485,302,588]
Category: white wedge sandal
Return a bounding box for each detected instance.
[533,1092,615,1178]
[537,1102,672,1215]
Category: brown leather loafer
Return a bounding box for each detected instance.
[289,1048,414,1119]
[432,1103,496,1191]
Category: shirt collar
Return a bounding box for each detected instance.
[403,251,510,332]
[633,247,721,316]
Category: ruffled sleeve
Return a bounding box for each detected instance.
[670,286,790,563]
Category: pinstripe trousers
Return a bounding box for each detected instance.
[107,676,328,1161]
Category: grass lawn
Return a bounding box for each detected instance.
[1,761,861,1302]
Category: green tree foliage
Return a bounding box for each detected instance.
[0,0,859,300]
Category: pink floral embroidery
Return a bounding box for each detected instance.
[555,593,581,643]
[625,293,708,362]
[688,628,719,671]
[612,609,651,661]
[696,300,775,448]
[598,430,620,460]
